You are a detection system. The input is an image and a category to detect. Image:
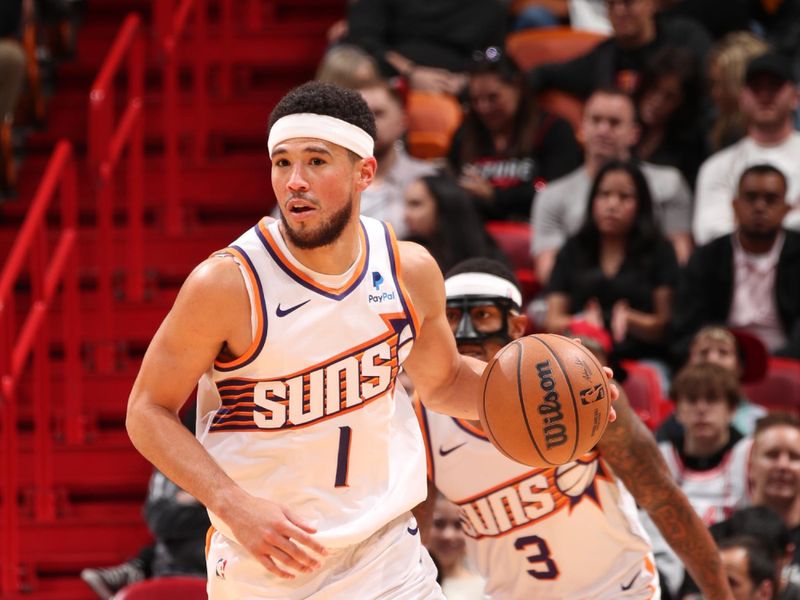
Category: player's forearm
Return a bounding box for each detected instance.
[646,491,733,600]
[417,355,483,420]
[126,399,245,518]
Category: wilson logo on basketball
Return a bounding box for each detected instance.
[535,360,567,450]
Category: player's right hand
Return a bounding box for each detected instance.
[226,493,328,579]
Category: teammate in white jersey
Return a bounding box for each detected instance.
[418,258,733,600]
[125,82,619,599]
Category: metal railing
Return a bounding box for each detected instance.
[154,0,209,234]
[88,13,145,372]
[0,141,79,595]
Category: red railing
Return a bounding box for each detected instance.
[0,141,80,595]
[88,13,145,372]
[155,0,209,234]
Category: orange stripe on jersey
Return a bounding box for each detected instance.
[455,418,488,440]
[385,222,420,334]
[258,218,368,296]
[205,525,215,560]
[214,246,265,370]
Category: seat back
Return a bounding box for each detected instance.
[743,357,800,415]
[405,91,464,159]
[485,220,539,302]
[112,576,207,600]
[620,360,668,430]
[505,27,607,71]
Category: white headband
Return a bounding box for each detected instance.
[267,113,374,158]
[445,272,522,308]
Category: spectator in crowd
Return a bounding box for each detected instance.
[0,0,25,196]
[344,0,507,95]
[544,159,679,365]
[642,362,751,594]
[749,413,800,581]
[706,32,771,153]
[356,79,436,238]
[315,44,381,89]
[448,47,582,222]
[425,495,485,600]
[694,52,800,245]
[527,0,711,98]
[634,46,706,186]
[657,326,768,442]
[403,173,507,273]
[717,536,779,600]
[531,87,692,285]
[674,164,800,359]
[704,506,800,600]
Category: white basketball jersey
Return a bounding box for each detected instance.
[196,216,426,548]
[420,405,658,600]
[658,438,752,525]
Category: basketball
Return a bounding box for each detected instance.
[478,334,611,467]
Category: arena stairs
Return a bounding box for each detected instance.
[0,1,342,597]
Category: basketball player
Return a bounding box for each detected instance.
[125,82,618,599]
[418,257,733,600]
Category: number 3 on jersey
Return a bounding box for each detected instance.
[335,426,352,487]
[515,535,559,579]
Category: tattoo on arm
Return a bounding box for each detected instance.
[598,396,732,600]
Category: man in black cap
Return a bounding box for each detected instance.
[694,52,800,245]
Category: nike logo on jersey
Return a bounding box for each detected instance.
[275,299,310,317]
[407,525,419,536]
[438,442,467,457]
[620,571,639,591]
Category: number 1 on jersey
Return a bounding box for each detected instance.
[335,426,352,487]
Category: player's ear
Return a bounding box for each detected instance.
[509,312,528,340]
[355,156,377,190]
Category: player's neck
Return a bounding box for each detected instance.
[280,221,362,275]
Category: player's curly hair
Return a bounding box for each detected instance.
[268,81,377,141]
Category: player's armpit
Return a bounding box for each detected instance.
[598,392,734,600]
[396,242,483,420]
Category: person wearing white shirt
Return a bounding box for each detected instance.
[693,52,800,245]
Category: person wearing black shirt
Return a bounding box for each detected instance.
[528,0,711,98]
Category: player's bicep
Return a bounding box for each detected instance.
[598,391,674,507]
[128,258,248,414]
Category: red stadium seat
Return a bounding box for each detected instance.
[112,576,207,600]
[620,360,669,430]
[405,91,464,159]
[485,220,540,303]
[505,27,607,72]
[743,357,800,415]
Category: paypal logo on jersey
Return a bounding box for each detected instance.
[369,270,395,303]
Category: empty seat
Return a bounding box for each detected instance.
[620,360,669,430]
[405,91,463,159]
[485,220,539,302]
[743,357,800,415]
[505,27,607,72]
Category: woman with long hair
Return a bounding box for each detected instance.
[544,160,679,362]
[634,47,706,186]
[403,173,507,274]
[448,47,582,222]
